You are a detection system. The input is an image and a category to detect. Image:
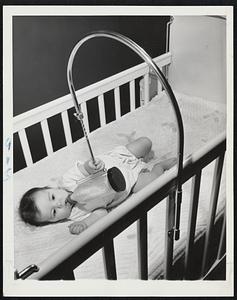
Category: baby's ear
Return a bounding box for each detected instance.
[48,177,60,188]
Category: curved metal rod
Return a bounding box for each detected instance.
[67,30,184,240]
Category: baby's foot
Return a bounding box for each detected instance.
[143,149,155,163]
[160,157,177,170]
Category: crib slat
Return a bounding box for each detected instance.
[137,213,148,279]
[184,170,202,279]
[143,73,150,105]
[114,87,121,119]
[129,80,136,112]
[98,95,106,127]
[41,119,53,156]
[164,190,176,279]
[61,110,72,145]
[18,129,33,166]
[201,153,225,277]
[217,206,226,260]
[157,78,162,95]
[102,239,117,279]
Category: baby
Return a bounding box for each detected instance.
[19,137,176,235]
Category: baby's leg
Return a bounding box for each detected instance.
[126,137,152,159]
[132,164,164,193]
[159,157,177,170]
[132,158,177,193]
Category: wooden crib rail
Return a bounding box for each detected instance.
[13,53,171,132]
[25,131,226,280]
[13,53,171,170]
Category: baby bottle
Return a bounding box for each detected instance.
[70,167,126,212]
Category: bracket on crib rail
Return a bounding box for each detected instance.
[149,67,156,76]
[174,188,182,240]
[74,112,84,121]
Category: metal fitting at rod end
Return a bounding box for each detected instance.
[16,264,39,279]
[174,229,180,241]
[74,112,84,120]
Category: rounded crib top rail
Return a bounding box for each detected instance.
[13,53,171,133]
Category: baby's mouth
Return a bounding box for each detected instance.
[65,194,77,206]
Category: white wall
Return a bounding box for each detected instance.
[169,16,226,103]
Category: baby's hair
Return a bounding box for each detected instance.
[19,186,49,226]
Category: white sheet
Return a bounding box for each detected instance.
[14,91,226,278]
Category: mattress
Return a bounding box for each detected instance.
[14,91,226,279]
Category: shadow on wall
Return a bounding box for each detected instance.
[13,16,170,116]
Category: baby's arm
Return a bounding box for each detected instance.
[69,209,108,235]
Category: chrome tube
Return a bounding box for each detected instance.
[67,31,184,239]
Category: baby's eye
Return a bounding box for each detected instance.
[52,194,55,200]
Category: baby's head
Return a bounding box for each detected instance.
[19,187,73,226]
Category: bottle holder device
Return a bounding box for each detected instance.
[69,167,126,212]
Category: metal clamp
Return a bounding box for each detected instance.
[149,67,158,79]
[174,188,183,240]
[74,112,84,121]
[174,228,180,240]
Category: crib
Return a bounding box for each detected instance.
[12,17,227,281]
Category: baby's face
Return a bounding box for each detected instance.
[34,188,73,223]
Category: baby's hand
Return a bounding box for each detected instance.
[84,158,105,174]
[68,221,88,235]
